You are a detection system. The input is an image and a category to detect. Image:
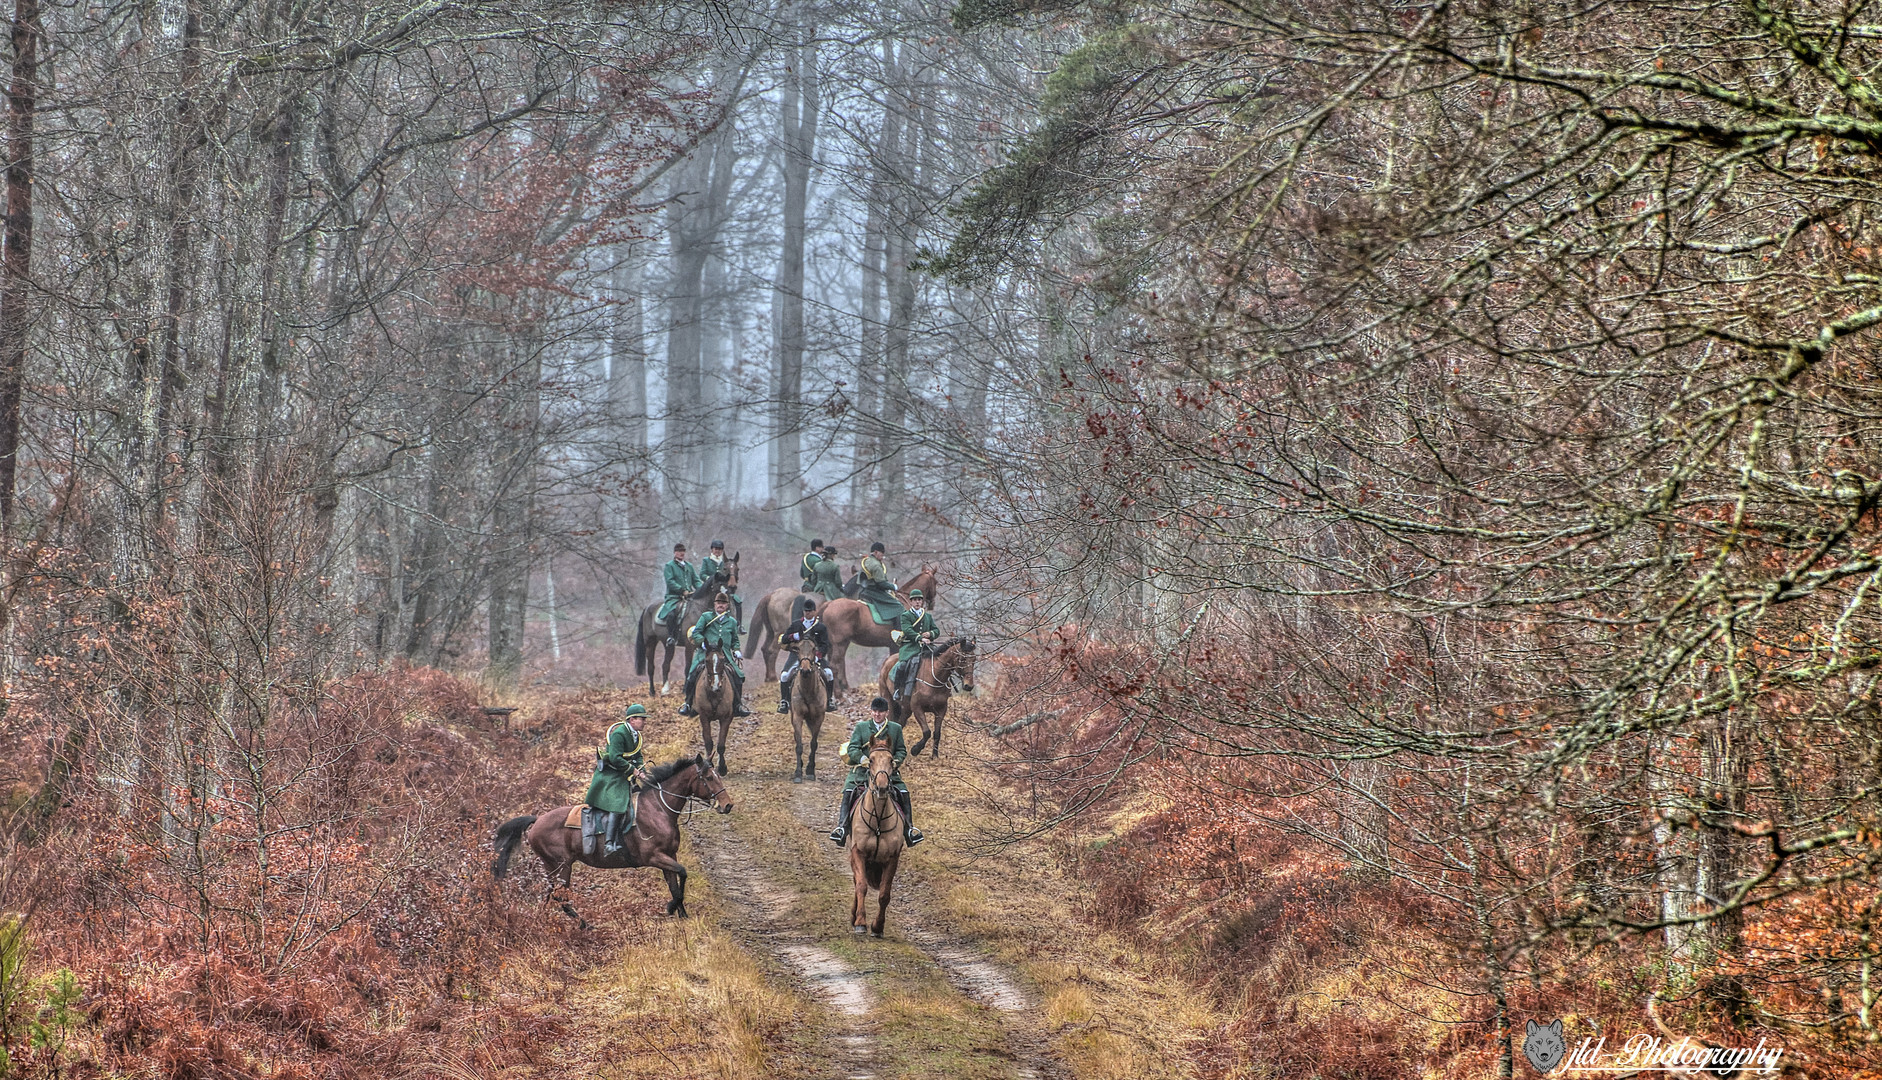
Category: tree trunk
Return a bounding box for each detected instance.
[0,0,34,536]
[773,23,819,535]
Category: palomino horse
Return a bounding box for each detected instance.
[492,753,733,925]
[633,554,738,697]
[848,738,904,937]
[787,634,829,783]
[751,565,939,697]
[879,637,977,758]
[691,642,740,775]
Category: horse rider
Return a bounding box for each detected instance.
[830,696,923,847]
[808,543,846,603]
[777,598,836,712]
[799,538,827,590]
[584,703,652,857]
[859,542,900,608]
[889,588,939,701]
[700,539,741,625]
[659,542,702,646]
[678,590,752,717]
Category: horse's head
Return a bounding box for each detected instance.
[955,637,977,693]
[688,752,735,814]
[725,552,740,586]
[796,633,820,660]
[866,737,895,794]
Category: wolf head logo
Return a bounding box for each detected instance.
[1523,1019,1566,1073]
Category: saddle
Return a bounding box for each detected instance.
[564,804,586,828]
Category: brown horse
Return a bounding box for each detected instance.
[752,565,939,697]
[633,554,738,696]
[879,637,977,758]
[692,642,740,775]
[788,634,829,783]
[848,738,904,936]
[492,754,733,925]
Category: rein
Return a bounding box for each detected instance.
[633,766,724,838]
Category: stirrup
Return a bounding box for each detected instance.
[677,703,696,716]
[905,828,924,846]
[734,701,752,717]
[829,826,847,845]
[664,636,677,647]
[777,700,791,713]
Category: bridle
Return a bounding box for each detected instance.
[914,638,976,694]
[861,745,899,836]
[637,762,730,835]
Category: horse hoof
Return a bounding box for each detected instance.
[852,925,867,935]
[871,929,884,938]
[792,774,803,784]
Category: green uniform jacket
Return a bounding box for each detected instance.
[583,721,644,813]
[658,558,703,620]
[687,611,744,677]
[892,608,938,663]
[809,556,845,602]
[858,554,905,624]
[700,555,740,602]
[799,551,823,585]
[842,718,908,790]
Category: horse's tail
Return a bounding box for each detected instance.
[634,613,648,676]
[746,596,770,652]
[492,815,536,879]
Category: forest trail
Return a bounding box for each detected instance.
[556,678,1212,1080]
[687,695,1057,1080]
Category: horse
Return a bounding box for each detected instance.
[848,737,904,937]
[632,554,736,697]
[879,636,977,758]
[787,634,829,783]
[691,642,740,775]
[491,753,733,925]
[752,564,939,697]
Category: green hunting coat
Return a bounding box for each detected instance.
[687,611,744,677]
[841,717,908,791]
[657,558,702,620]
[808,556,845,602]
[583,721,644,814]
[700,555,740,602]
[892,608,939,663]
[799,550,824,586]
[858,554,904,624]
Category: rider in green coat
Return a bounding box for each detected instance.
[699,540,742,625]
[677,591,752,717]
[658,543,702,645]
[808,544,845,602]
[799,538,827,589]
[830,696,922,847]
[583,703,651,856]
[858,542,906,623]
[889,589,939,701]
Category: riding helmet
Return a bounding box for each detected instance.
[870,696,890,712]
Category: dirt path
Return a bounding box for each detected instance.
[686,705,1063,1080]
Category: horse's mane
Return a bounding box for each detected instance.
[932,636,973,657]
[645,756,699,784]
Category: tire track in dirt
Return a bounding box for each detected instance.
[689,814,883,1080]
[694,706,1062,1079]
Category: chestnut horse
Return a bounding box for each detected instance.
[492,754,733,925]
[787,634,829,783]
[848,738,904,936]
[633,554,738,697]
[692,642,740,775]
[879,637,977,758]
[750,565,939,697]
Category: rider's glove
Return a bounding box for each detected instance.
[734,650,744,659]
[891,630,904,643]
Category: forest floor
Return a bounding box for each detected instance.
[508,678,1217,1080]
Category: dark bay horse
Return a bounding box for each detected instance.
[492,754,733,924]
[692,643,740,775]
[879,637,977,758]
[752,565,939,697]
[788,634,829,783]
[633,554,737,696]
[849,738,904,937]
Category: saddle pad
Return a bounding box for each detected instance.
[565,804,585,828]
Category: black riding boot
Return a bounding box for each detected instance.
[664,610,681,646]
[778,670,795,713]
[677,667,701,716]
[830,786,859,845]
[891,660,911,701]
[895,788,924,846]
[733,675,751,717]
[602,811,624,857]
